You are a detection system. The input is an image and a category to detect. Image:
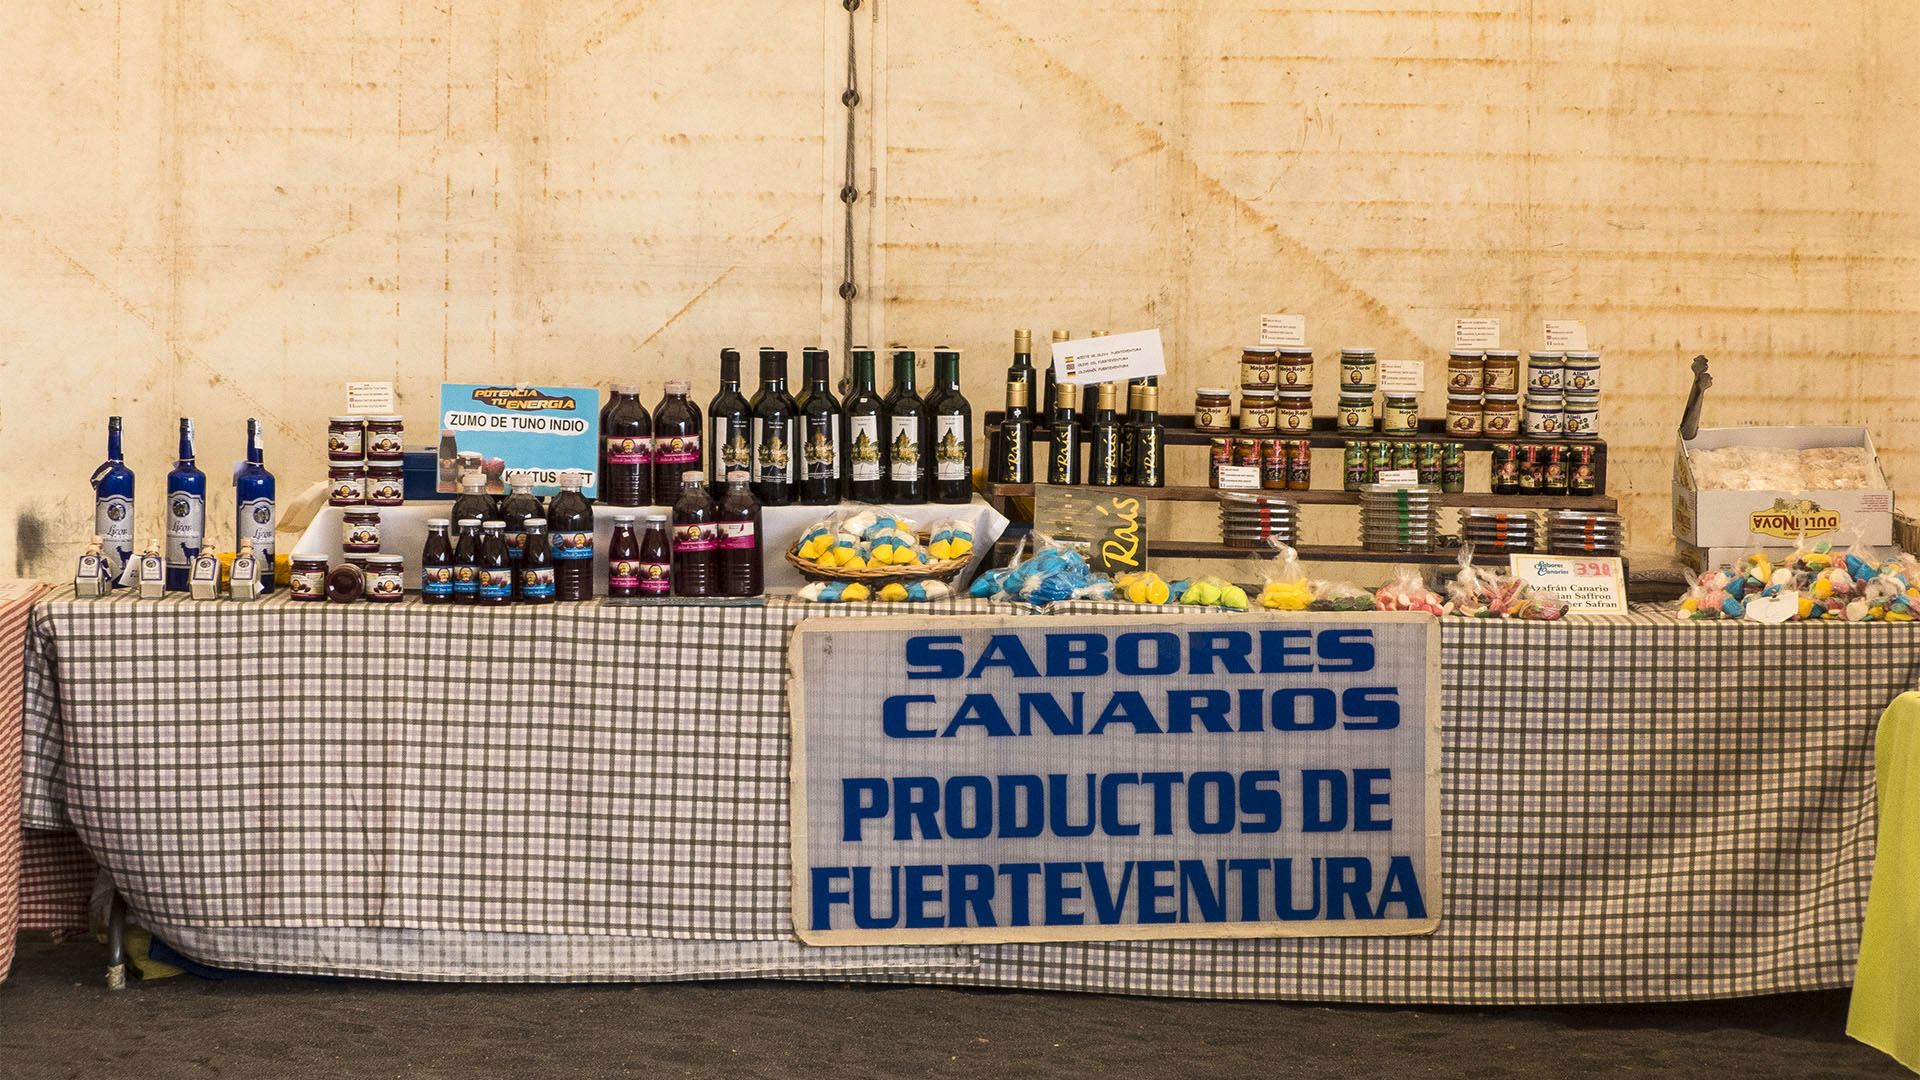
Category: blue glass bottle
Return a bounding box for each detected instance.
[91,416,136,586]
[164,418,206,592]
[234,418,276,594]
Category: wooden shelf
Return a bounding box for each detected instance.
[986,411,1611,456]
[984,482,1619,512]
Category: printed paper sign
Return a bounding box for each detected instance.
[1453,319,1501,350]
[789,613,1443,945]
[1050,329,1167,388]
[1216,465,1261,490]
[346,382,395,413]
[1377,469,1419,487]
[1542,321,1589,351]
[1259,315,1308,348]
[1507,554,1627,613]
[1377,360,1424,396]
[437,383,598,497]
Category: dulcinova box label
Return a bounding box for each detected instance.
[788,613,1441,946]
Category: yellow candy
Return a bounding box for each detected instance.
[1260,581,1314,610]
[1125,580,1150,603]
[1145,578,1170,604]
[929,540,951,560]
[1220,585,1249,610]
[950,539,972,556]
[842,555,866,569]
[1797,596,1815,618]
[879,582,909,601]
[842,582,870,601]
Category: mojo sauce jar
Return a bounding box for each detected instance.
[290,554,329,600]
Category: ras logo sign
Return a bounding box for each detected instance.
[1749,498,1842,540]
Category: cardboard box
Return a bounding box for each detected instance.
[1676,543,1800,575]
[1673,426,1893,550]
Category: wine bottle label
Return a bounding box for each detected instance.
[934,416,968,481]
[421,567,455,596]
[520,566,556,599]
[609,560,641,589]
[478,569,513,599]
[94,495,134,577]
[889,417,921,482]
[639,560,671,593]
[714,418,752,481]
[674,522,717,553]
[604,436,652,465]
[552,531,594,560]
[752,418,794,485]
[718,521,757,549]
[849,416,881,481]
[654,433,700,466]
[165,490,205,568]
[803,415,840,480]
[453,563,478,594]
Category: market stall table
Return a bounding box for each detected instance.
[20,593,1910,1002]
[1,579,51,983]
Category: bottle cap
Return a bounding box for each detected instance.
[664,380,691,394]
[366,415,404,423]
[367,554,404,565]
[726,470,750,484]
[482,519,506,529]
[682,470,704,484]
[647,514,668,524]
[612,514,636,524]
[610,383,643,395]
[329,416,365,423]
[1014,328,1031,351]
[1052,330,1070,341]
[456,517,482,527]
[426,518,451,527]
[523,517,547,528]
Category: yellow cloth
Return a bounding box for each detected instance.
[1849,691,1920,1074]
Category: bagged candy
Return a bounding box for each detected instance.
[1444,546,1566,620]
[928,521,976,561]
[1178,575,1249,611]
[1375,566,1444,614]
[973,535,1111,607]
[1311,581,1378,612]
[1257,545,1317,610]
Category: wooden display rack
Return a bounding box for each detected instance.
[981,412,1616,565]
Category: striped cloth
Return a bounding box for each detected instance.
[0,579,51,983]
[18,593,1913,1001]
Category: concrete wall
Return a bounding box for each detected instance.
[3,0,1915,577]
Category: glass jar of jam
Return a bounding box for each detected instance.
[367,464,405,505]
[1445,394,1483,437]
[1261,439,1288,490]
[366,416,405,461]
[342,510,381,553]
[1336,391,1375,435]
[1238,389,1278,433]
[1338,348,1377,390]
[327,417,366,462]
[1275,348,1314,389]
[1563,393,1600,438]
[1381,394,1418,436]
[1482,350,1521,394]
[1482,393,1521,436]
[1275,390,1313,434]
[290,553,329,600]
[328,463,367,506]
[1239,346,1279,391]
[365,554,405,602]
[1564,352,1601,393]
[1524,395,1564,438]
[1526,353,1565,394]
[1194,388,1233,432]
[1446,351,1484,393]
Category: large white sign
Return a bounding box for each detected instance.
[1048,329,1167,387]
[790,614,1441,945]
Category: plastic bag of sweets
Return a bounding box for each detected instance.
[1310,580,1379,612]
[970,535,1112,607]
[1444,546,1567,620]
[1256,544,1317,610]
[1375,565,1445,614]
[1178,575,1250,611]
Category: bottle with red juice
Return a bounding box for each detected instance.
[607,515,641,598]
[452,518,482,604]
[477,520,513,605]
[652,379,703,503]
[708,349,752,499]
[717,470,763,597]
[519,518,556,604]
[639,514,672,597]
[548,472,595,601]
[671,469,717,598]
[499,472,545,595]
[421,518,454,604]
[601,384,652,507]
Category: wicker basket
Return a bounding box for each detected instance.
[785,543,973,586]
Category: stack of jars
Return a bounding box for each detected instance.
[1335,348,1376,435]
[1444,351,1521,438]
[326,415,406,508]
[1228,344,1316,436]
[1522,352,1602,439]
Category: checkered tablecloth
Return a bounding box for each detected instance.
[1,579,52,982]
[19,593,1913,1001]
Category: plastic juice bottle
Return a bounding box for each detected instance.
[639,514,672,597]
[518,517,556,604]
[652,380,703,504]
[548,472,595,601]
[717,470,763,597]
[671,470,717,597]
[607,515,640,598]
[452,518,482,603]
[476,520,513,605]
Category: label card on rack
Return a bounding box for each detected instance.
[1215,465,1261,490]
[1049,329,1166,387]
[1259,314,1308,348]
[1542,320,1590,351]
[347,382,395,413]
[1453,319,1501,350]
[1378,360,1424,395]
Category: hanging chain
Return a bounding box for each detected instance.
[839,0,862,374]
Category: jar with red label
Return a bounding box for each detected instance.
[290,554,329,600]
[365,416,405,461]
[328,463,367,506]
[367,464,405,505]
[1194,388,1233,432]
[1261,439,1288,490]
[327,417,366,462]
[342,510,382,553]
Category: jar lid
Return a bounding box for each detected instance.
[328,416,364,423]
[1447,393,1483,401]
[1484,392,1519,401]
[457,517,482,526]
[368,462,404,471]
[426,517,451,527]
[482,519,506,528]
[290,552,328,563]
[523,517,547,528]
[1447,351,1483,360]
[647,514,668,524]
[610,383,643,394]
[1241,389,1277,399]
[1527,353,1564,362]
[1525,394,1564,404]
[367,554,404,565]
[1483,349,1520,359]
[366,415,404,423]
[1196,387,1231,396]
[1564,393,1600,404]
[344,509,380,518]
[612,514,637,523]
[1277,389,1313,397]
[1241,345,1279,355]
[329,462,365,470]
[1340,348,1376,357]
[1564,352,1601,362]
[1384,393,1418,401]
[1337,389,1375,398]
[1278,348,1314,357]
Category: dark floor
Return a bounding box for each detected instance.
[0,936,1909,1080]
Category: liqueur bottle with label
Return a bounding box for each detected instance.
[1087,383,1122,487]
[547,472,595,602]
[92,416,136,585]
[751,350,799,506]
[421,518,455,604]
[518,517,556,604]
[232,419,277,593]
[1131,384,1165,488]
[996,377,1033,485]
[476,520,513,606]
[498,473,544,594]
[652,380,702,504]
[708,348,752,498]
[451,471,498,526]
[606,514,640,598]
[1048,381,1081,486]
[600,383,652,507]
[843,348,887,503]
[452,518,482,604]
[164,418,206,592]
[717,470,764,597]
[799,350,843,505]
[927,349,973,503]
[885,350,927,504]
[639,513,673,597]
[671,471,717,597]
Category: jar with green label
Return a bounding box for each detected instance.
[1381,394,1419,435]
[1336,391,1375,435]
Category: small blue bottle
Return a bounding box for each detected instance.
[164,418,206,592]
[233,418,276,594]
[91,416,136,586]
